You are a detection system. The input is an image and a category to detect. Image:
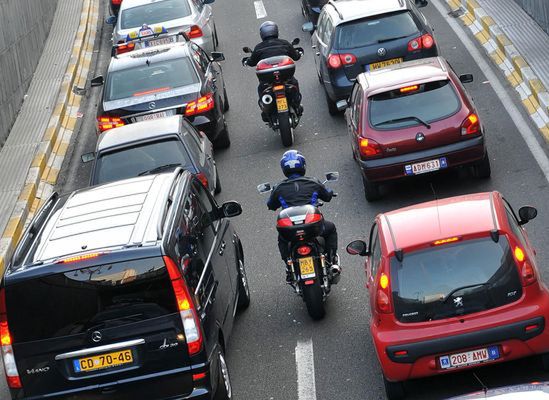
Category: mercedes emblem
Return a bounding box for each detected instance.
[377,47,387,57]
[416,132,425,142]
[91,331,102,343]
[148,101,156,110]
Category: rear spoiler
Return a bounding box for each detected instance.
[111,30,190,57]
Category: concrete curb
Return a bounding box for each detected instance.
[0,0,100,274]
[446,0,549,142]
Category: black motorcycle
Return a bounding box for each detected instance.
[257,172,340,319]
[242,39,304,147]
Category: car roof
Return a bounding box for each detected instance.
[380,192,503,254]
[327,0,408,25]
[358,57,450,98]
[109,42,191,71]
[120,0,184,11]
[28,172,186,264]
[97,115,183,152]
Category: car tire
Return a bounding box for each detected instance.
[237,258,251,310]
[362,176,381,202]
[214,346,232,400]
[383,376,405,400]
[214,120,231,149]
[214,166,222,194]
[324,87,340,115]
[472,152,491,179]
[223,87,230,112]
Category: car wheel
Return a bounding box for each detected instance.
[214,166,222,194]
[362,176,381,202]
[383,376,405,400]
[324,87,340,115]
[214,119,231,149]
[214,347,232,400]
[237,258,250,310]
[472,152,491,179]
[223,87,230,112]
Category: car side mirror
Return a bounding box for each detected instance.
[203,0,215,3]
[81,152,96,163]
[325,172,339,182]
[91,76,104,87]
[291,38,300,46]
[220,201,242,218]
[105,15,117,25]
[257,182,272,193]
[242,46,252,54]
[336,100,348,111]
[211,51,225,62]
[459,74,474,84]
[346,240,370,256]
[415,0,428,7]
[302,22,315,33]
[518,206,537,225]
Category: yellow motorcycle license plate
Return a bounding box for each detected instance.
[74,349,133,373]
[299,257,315,276]
[276,97,288,112]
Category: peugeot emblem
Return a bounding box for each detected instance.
[91,331,102,343]
[148,101,156,110]
[416,132,425,142]
[453,297,463,308]
[377,47,387,57]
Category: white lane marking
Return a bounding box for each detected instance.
[296,339,317,400]
[254,0,267,19]
[431,0,549,181]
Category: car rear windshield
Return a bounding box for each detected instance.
[106,57,198,101]
[6,257,178,343]
[369,80,461,129]
[94,138,192,184]
[336,11,420,50]
[121,0,192,30]
[391,236,523,323]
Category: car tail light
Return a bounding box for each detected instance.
[407,34,435,52]
[116,40,135,55]
[164,256,203,356]
[196,172,208,188]
[461,113,480,136]
[97,116,125,133]
[277,217,293,228]
[192,372,207,381]
[304,213,322,224]
[512,246,537,286]
[327,53,356,69]
[188,25,203,39]
[376,273,393,314]
[297,246,312,256]
[185,93,215,117]
[0,289,21,389]
[112,0,122,5]
[358,138,382,159]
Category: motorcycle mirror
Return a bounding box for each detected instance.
[325,172,339,182]
[346,240,369,256]
[257,182,272,194]
[291,38,300,46]
[242,46,252,54]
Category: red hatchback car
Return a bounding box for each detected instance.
[342,57,490,201]
[346,192,549,400]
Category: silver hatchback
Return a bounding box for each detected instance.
[113,0,218,54]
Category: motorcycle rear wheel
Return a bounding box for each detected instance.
[302,280,325,320]
[279,112,294,147]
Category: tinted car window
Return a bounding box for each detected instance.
[6,258,177,342]
[106,58,198,101]
[369,80,461,129]
[95,138,192,184]
[121,0,192,29]
[336,11,420,49]
[391,237,522,323]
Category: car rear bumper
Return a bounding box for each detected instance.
[358,135,485,182]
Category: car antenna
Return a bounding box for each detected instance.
[472,371,488,395]
[430,183,442,236]
[146,59,151,66]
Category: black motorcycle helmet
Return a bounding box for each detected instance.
[259,21,279,41]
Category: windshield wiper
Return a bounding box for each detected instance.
[377,35,408,43]
[138,163,181,176]
[442,283,489,304]
[374,116,431,129]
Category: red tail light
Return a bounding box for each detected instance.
[196,172,208,188]
[297,246,312,256]
[0,289,22,389]
[512,246,537,286]
[376,273,393,314]
[407,34,435,52]
[112,0,122,5]
[461,113,480,136]
[256,57,294,71]
[185,93,215,117]
[164,257,203,356]
[359,138,382,159]
[327,53,356,69]
[188,25,203,39]
[304,213,322,224]
[277,217,293,227]
[116,41,135,55]
[97,116,125,133]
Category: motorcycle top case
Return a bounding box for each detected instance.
[255,56,296,84]
[276,205,323,241]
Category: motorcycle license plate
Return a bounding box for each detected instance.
[299,257,315,278]
[276,97,288,112]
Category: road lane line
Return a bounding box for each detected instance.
[254,0,267,19]
[431,0,549,181]
[296,339,317,400]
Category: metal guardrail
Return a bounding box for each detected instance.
[513,0,549,34]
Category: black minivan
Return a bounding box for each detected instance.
[0,170,249,399]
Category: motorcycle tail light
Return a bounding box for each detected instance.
[97,116,125,133]
[304,213,322,224]
[277,217,293,227]
[297,246,312,256]
[185,93,215,116]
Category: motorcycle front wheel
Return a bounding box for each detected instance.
[302,279,325,320]
[278,112,294,147]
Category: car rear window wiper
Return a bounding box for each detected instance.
[442,283,489,304]
[373,116,431,129]
[138,163,181,176]
[377,35,409,44]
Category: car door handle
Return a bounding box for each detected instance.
[219,241,226,255]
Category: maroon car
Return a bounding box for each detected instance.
[342,57,490,201]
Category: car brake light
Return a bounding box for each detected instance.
[196,172,208,188]
[327,53,356,69]
[304,213,322,224]
[58,252,102,263]
[164,256,203,356]
[359,138,382,159]
[433,237,460,246]
[188,25,203,39]
[112,0,122,5]
[297,246,312,256]
[185,93,215,117]
[461,113,480,136]
[116,41,135,55]
[0,289,22,389]
[407,34,435,52]
[376,273,393,314]
[277,217,293,227]
[97,116,125,133]
[399,85,419,93]
[422,34,435,49]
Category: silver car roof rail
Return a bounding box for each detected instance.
[156,167,185,240]
[327,1,344,20]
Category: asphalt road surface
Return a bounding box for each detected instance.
[3,0,549,399]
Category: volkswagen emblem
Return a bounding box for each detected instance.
[148,101,156,110]
[416,132,425,142]
[91,331,102,343]
[377,47,387,57]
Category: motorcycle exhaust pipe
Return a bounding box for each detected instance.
[262,94,273,105]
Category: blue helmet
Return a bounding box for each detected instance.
[280,150,306,177]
